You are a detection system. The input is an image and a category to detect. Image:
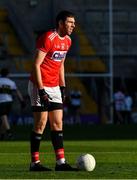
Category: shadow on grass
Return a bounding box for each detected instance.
[9,124,137,141]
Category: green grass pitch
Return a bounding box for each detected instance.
[0,140,137,179]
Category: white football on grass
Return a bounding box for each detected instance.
[76,153,96,171]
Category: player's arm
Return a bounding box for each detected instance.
[16,88,26,108]
[59,59,65,87]
[59,59,66,102]
[12,84,26,108]
[16,88,24,102]
[32,49,52,105]
[32,49,47,89]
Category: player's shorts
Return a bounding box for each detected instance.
[28,80,63,112]
[0,101,12,116]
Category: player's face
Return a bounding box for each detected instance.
[59,17,75,36]
[64,17,75,35]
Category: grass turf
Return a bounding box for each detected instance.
[0,140,137,179]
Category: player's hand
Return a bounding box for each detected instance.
[38,89,52,107]
[60,86,66,102]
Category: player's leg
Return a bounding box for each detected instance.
[1,115,10,130]
[0,102,13,140]
[1,115,12,137]
[30,111,48,164]
[49,109,65,164]
[28,81,51,171]
[30,111,52,171]
[49,109,78,171]
[0,115,6,140]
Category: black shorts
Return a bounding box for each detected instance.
[0,102,12,116]
[32,102,63,112]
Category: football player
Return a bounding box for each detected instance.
[28,10,78,171]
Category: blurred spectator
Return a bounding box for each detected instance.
[113,88,125,124]
[69,88,82,124]
[0,68,25,140]
[124,92,133,124]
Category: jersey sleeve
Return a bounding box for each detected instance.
[36,32,51,53]
[11,81,17,90]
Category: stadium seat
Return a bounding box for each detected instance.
[75,25,96,56]
[78,59,106,73]
[0,8,8,21]
[0,8,26,56]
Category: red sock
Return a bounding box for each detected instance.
[31,152,40,163]
[55,148,65,164]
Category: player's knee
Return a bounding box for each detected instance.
[34,121,46,133]
[51,121,62,131]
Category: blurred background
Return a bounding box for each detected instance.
[0,0,137,129]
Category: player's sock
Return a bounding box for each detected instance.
[55,148,65,165]
[30,131,42,163]
[51,130,65,165]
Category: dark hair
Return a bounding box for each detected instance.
[56,10,75,28]
[0,68,9,77]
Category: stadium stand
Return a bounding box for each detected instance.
[0,7,26,56]
[74,25,107,72]
[0,0,137,123]
[66,76,97,114]
[75,25,96,56]
[0,7,7,21]
[65,58,106,73]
